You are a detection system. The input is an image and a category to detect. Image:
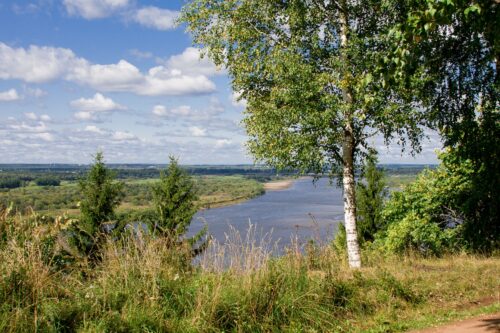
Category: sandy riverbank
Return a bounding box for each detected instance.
[264,179,294,191]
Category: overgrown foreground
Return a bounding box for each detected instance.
[1,213,498,333]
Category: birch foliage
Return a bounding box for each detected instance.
[181,0,426,267]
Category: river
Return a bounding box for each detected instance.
[187,177,344,250]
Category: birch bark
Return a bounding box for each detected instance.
[339,0,362,268]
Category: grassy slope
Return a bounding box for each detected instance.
[0,212,498,333]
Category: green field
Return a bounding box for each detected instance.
[0,166,423,216]
[0,175,264,215]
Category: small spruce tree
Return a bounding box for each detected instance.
[75,152,124,260]
[152,156,207,254]
[356,150,387,243]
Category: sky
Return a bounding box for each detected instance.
[0,0,441,165]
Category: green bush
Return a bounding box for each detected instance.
[382,212,458,256]
[35,177,61,186]
[374,149,494,255]
[0,178,22,189]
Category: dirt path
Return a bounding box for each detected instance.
[410,313,500,333]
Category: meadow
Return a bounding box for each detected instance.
[0,164,423,215]
[0,210,498,332]
[0,175,264,215]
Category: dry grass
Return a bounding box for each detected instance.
[0,209,498,332]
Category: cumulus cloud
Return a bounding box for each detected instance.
[0,115,252,164]
[112,131,137,141]
[189,126,207,137]
[22,112,51,121]
[0,43,83,83]
[63,0,130,19]
[164,47,222,76]
[25,112,38,120]
[0,88,20,101]
[70,93,126,112]
[231,91,247,108]
[132,7,178,31]
[34,132,54,142]
[84,125,105,134]
[214,139,233,149]
[150,99,224,122]
[0,43,216,96]
[71,93,126,122]
[152,105,168,117]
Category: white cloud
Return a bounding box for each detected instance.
[0,88,21,101]
[74,111,95,121]
[63,0,130,19]
[214,139,232,149]
[25,112,38,120]
[171,105,192,116]
[35,132,54,142]
[70,93,126,112]
[231,91,247,108]
[112,131,136,141]
[10,121,48,133]
[40,114,51,121]
[84,125,105,134]
[152,105,193,118]
[69,60,144,92]
[0,43,216,96]
[149,99,225,124]
[0,43,83,83]
[132,6,178,31]
[152,105,168,117]
[189,126,207,137]
[165,47,222,76]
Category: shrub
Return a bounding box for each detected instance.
[375,152,477,255]
[0,178,22,189]
[35,177,61,186]
[382,212,458,256]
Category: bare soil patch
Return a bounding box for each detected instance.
[410,313,500,333]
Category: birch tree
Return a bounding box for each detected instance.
[181,0,424,268]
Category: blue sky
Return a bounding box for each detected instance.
[0,0,440,164]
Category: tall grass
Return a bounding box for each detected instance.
[0,208,498,332]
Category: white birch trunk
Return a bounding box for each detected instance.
[340,0,362,268]
[342,127,361,268]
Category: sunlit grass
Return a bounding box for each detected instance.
[1,210,498,332]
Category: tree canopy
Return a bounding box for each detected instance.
[181,0,427,267]
[385,0,499,250]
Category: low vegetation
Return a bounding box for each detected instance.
[0,150,497,332]
[0,207,498,332]
[0,174,264,214]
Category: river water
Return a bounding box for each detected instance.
[187,177,344,250]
